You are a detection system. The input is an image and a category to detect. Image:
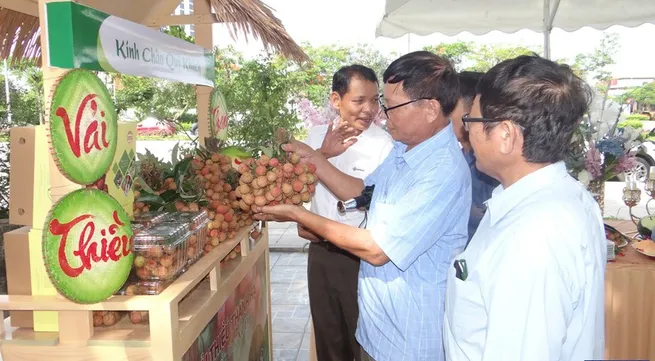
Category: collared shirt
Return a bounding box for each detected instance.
[305,123,393,225]
[444,161,606,361]
[462,150,499,243]
[357,123,471,361]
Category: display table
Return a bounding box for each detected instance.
[0,226,272,361]
[604,220,655,360]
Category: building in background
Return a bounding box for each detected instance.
[608,77,655,97]
[173,0,195,38]
[607,77,655,115]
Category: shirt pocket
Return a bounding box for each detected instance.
[447,274,486,339]
[368,201,395,231]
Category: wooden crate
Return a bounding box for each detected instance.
[0,226,273,361]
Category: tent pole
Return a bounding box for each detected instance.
[543,32,551,59]
[543,0,561,59]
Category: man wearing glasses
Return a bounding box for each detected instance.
[444,55,606,361]
[450,71,500,243]
[252,51,471,361]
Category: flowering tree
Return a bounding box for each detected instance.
[296,97,384,130]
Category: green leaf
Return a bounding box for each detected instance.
[259,146,274,158]
[159,189,179,203]
[135,175,156,194]
[179,192,200,201]
[171,142,180,167]
[173,157,193,190]
[136,191,165,207]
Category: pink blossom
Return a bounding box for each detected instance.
[584,145,603,179]
[297,98,328,128]
[615,155,637,173]
[318,100,338,124]
[298,96,385,128]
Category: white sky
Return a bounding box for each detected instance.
[210,0,655,79]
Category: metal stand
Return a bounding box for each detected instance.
[624,186,655,227]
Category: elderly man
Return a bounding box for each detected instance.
[253,51,471,361]
[444,55,606,361]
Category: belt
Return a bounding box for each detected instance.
[312,239,349,254]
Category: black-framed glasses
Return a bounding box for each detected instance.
[461,113,502,131]
[378,97,435,119]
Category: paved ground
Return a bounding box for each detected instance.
[269,251,311,361]
[268,222,310,252]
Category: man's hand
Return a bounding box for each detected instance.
[319,119,359,159]
[297,224,322,243]
[282,139,365,201]
[252,204,305,222]
[281,140,318,163]
[254,204,389,266]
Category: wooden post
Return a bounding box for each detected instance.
[38,0,80,206]
[57,311,93,345]
[194,0,213,148]
[33,0,74,332]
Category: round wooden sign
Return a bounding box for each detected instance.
[42,188,133,303]
[48,69,118,185]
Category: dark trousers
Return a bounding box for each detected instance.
[308,241,361,361]
[360,346,376,361]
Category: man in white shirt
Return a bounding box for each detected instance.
[301,65,393,361]
[444,55,606,361]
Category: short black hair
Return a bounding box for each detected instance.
[477,54,592,164]
[332,64,378,97]
[458,71,484,111]
[383,51,460,116]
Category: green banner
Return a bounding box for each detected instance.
[46,2,215,86]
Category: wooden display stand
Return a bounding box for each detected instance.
[0,226,272,361]
[1,0,307,359]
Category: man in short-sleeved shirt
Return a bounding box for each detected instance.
[252,51,471,361]
[356,121,470,361]
[302,65,393,361]
[444,55,606,361]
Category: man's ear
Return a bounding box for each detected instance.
[497,121,521,155]
[425,99,442,124]
[330,92,341,111]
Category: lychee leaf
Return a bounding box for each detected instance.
[159,189,179,203]
[136,191,165,207]
[135,175,156,195]
[173,157,193,190]
[171,142,180,167]
[259,146,274,158]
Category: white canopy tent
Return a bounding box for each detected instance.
[376,0,655,58]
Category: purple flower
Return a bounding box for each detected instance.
[615,155,637,173]
[584,145,603,179]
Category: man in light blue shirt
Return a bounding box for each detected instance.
[253,51,471,361]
